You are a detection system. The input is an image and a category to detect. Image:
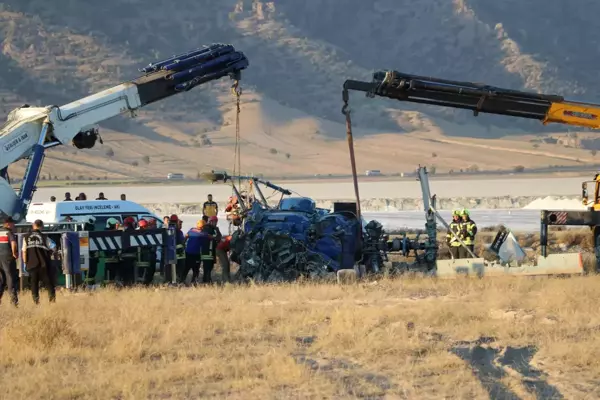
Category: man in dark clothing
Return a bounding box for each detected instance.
[120,194,126,201]
[200,216,222,283]
[164,215,185,283]
[0,217,18,306]
[22,220,56,304]
[173,215,186,283]
[64,192,73,201]
[50,196,56,202]
[96,192,107,200]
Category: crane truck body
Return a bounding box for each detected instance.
[0,43,248,223]
[342,70,597,276]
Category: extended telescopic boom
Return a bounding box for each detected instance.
[344,70,600,129]
[0,43,249,222]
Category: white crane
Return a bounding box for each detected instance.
[0,43,249,222]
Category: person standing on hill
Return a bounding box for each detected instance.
[459,209,477,258]
[203,194,218,218]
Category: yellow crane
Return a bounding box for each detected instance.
[342,70,600,272]
[343,70,600,208]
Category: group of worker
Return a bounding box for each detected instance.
[0,218,58,307]
[175,194,233,285]
[85,215,157,287]
[86,193,231,287]
[49,192,127,202]
[446,208,478,259]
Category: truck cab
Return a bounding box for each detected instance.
[26,200,163,229]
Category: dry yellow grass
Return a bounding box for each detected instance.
[1,277,600,399]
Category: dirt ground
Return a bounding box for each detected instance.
[1,276,599,399]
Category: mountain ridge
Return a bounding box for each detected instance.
[1,1,599,179]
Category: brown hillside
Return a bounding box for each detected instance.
[1,1,600,179]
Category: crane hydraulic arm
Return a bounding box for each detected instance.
[0,43,248,222]
[343,70,600,129]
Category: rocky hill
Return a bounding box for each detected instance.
[1,1,600,179]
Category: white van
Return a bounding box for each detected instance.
[26,200,164,231]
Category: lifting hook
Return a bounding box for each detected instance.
[231,80,242,97]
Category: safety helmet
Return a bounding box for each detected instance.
[452,210,460,216]
[196,220,205,229]
[138,219,148,228]
[106,217,119,228]
[124,216,136,225]
[169,214,179,222]
[460,208,470,216]
[209,216,218,223]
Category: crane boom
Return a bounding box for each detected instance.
[0,43,249,222]
[343,70,600,129]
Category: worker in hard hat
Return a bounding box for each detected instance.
[459,208,477,258]
[181,219,205,284]
[446,210,462,259]
[200,216,222,284]
[136,219,157,285]
[168,214,186,284]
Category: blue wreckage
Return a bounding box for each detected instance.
[230,197,363,282]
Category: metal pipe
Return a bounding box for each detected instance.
[231,183,247,212]
[252,179,270,207]
[15,121,49,220]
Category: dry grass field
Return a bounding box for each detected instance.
[1,276,600,399]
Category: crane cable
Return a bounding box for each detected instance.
[342,89,362,220]
[230,80,243,234]
[232,80,242,189]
